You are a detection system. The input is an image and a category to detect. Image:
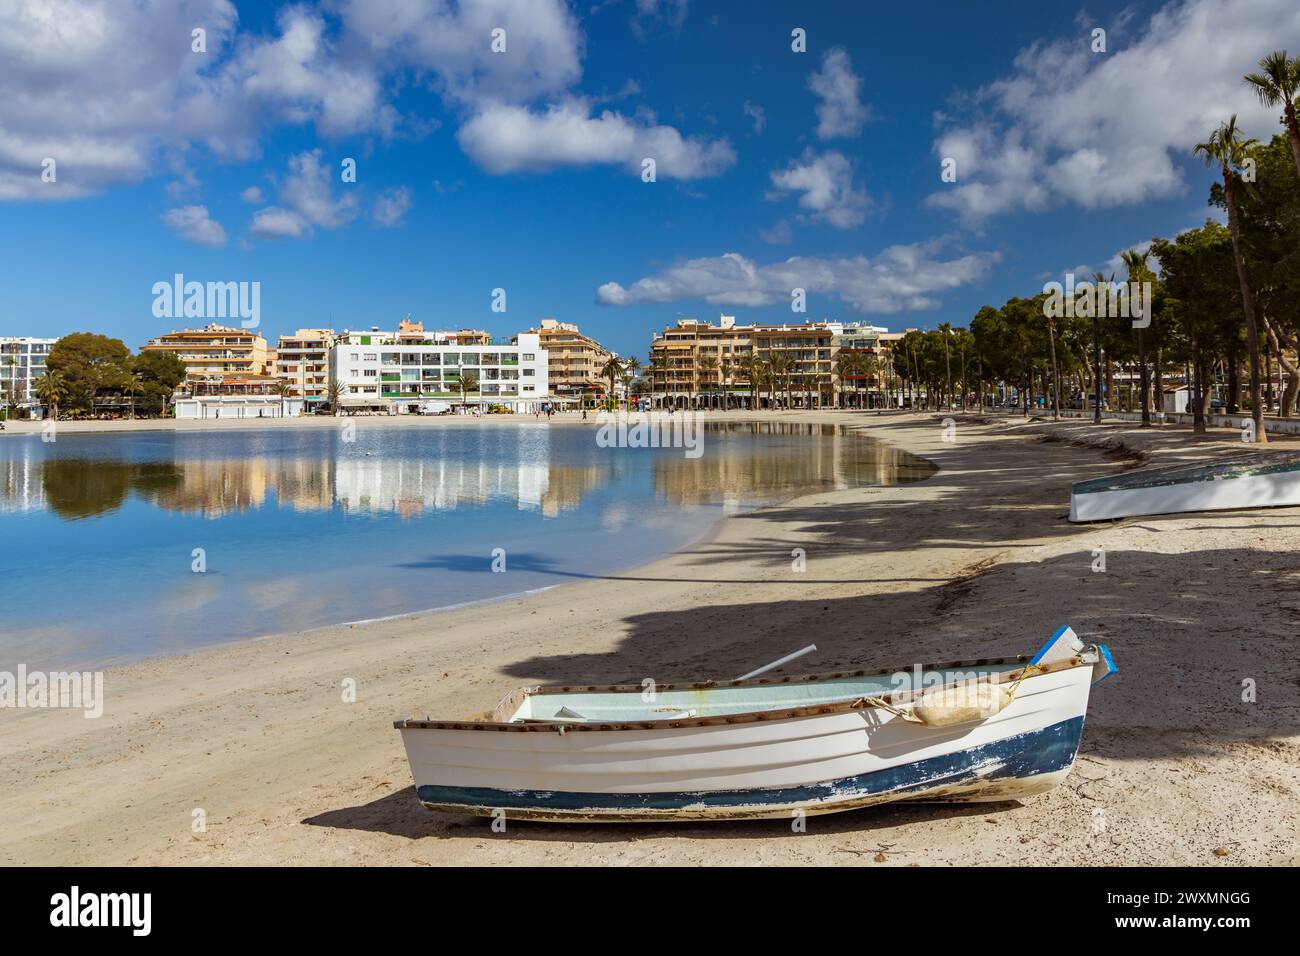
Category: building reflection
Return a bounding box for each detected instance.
[0,423,933,520]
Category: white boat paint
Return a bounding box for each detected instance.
[1070,452,1300,522]
[394,628,1115,822]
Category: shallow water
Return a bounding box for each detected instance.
[0,421,934,669]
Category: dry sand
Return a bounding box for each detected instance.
[2,410,1297,866]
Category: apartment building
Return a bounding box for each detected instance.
[141,324,270,381]
[876,330,915,407]
[833,322,890,407]
[752,323,838,409]
[0,336,56,411]
[330,329,550,413]
[649,315,847,409]
[336,319,493,348]
[524,318,613,406]
[272,328,334,409]
[649,315,754,408]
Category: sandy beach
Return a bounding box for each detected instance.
[2,410,1298,866]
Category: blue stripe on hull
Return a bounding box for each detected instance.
[416,716,1085,815]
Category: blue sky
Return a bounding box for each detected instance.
[2,0,1295,359]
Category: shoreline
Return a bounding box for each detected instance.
[3,411,1298,866]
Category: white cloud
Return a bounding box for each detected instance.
[163,204,227,247]
[596,240,999,313]
[249,206,310,240]
[0,0,240,200]
[228,5,399,140]
[927,0,1300,224]
[634,0,690,31]
[373,185,412,227]
[743,100,766,134]
[334,0,583,105]
[808,47,869,139]
[250,149,357,240]
[457,98,735,178]
[240,185,264,204]
[769,150,870,229]
[759,220,793,245]
[0,0,728,201]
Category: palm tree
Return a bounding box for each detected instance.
[598,355,623,411]
[768,352,793,409]
[326,380,345,416]
[275,379,293,418]
[698,355,718,409]
[1195,116,1267,443]
[1245,50,1300,184]
[33,371,65,421]
[1121,248,1154,426]
[1,356,16,421]
[458,371,480,410]
[1044,308,1061,420]
[938,322,953,409]
[834,352,856,408]
[860,353,881,408]
[737,354,758,409]
[754,361,773,411]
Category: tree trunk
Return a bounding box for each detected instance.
[1153,348,1163,423]
[1191,340,1206,434]
[1047,318,1060,420]
[1227,351,1240,414]
[1263,316,1300,418]
[1224,169,1267,442]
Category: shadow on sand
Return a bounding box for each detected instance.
[311,418,1300,841]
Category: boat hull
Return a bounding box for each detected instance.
[397,662,1093,822]
[412,716,1083,821]
[1070,455,1300,522]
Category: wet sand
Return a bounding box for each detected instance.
[2,410,1297,865]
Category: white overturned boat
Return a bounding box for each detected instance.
[1070,450,1300,522]
[394,627,1116,822]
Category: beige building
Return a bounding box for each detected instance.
[272,328,334,408]
[649,315,842,409]
[142,324,270,381]
[649,315,753,407]
[524,318,614,405]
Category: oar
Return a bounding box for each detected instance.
[734,644,817,681]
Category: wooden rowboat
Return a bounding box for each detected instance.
[1070,450,1300,522]
[394,627,1116,822]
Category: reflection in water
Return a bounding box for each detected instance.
[0,423,933,521]
[654,423,933,504]
[0,423,934,670]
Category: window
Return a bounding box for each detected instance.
[522,353,535,361]
[363,353,376,361]
[523,368,534,376]
[363,369,377,378]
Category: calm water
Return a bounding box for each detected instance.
[0,422,934,669]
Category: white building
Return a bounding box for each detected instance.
[0,336,57,411]
[330,330,551,414]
